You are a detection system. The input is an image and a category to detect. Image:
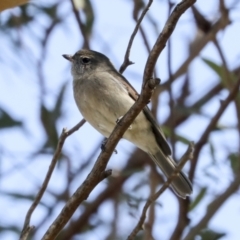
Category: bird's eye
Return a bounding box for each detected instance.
[81,57,91,64]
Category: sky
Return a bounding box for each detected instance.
[0,0,240,239]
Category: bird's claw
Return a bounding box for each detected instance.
[116,116,132,130]
[101,138,118,154]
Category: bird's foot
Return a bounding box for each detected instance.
[101,138,118,154]
[116,116,132,130]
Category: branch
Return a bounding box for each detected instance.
[119,0,153,74]
[189,78,240,181]
[155,9,230,94]
[127,142,195,240]
[59,78,226,238]
[41,77,160,240]
[70,0,90,49]
[60,149,150,239]
[143,0,197,86]
[40,2,195,239]
[19,119,86,240]
[184,174,240,240]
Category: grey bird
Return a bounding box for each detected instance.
[63,49,192,198]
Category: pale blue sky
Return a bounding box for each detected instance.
[0,0,240,239]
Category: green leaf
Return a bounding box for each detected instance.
[0,108,22,129]
[40,82,68,151]
[40,104,59,150]
[198,228,226,240]
[209,141,217,164]
[202,58,236,87]
[0,191,48,208]
[38,3,59,20]
[229,152,240,174]
[83,0,94,36]
[53,82,68,119]
[189,187,207,211]
[4,5,34,29]
[0,225,21,234]
[202,58,223,78]
[175,134,190,145]
[72,0,94,38]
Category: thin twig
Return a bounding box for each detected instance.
[20,119,86,240]
[144,166,157,240]
[41,78,160,240]
[119,0,153,73]
[189,78,240,181]
[131,1,158,79]
[40,1,196,239]
[59,149,149,239]
[127,142,195,240]
[70,0,90,49]
[184,174,240,240]
[167,0,176,158]
[143,0,197,86]
[154,11,230,95]
[20,226,35,240]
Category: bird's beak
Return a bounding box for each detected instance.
[62,54,73,62]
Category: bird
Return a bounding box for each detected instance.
[63,49,192,198]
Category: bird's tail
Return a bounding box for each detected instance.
[149,150,192,198]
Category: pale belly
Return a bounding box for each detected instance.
[73,77,159,153]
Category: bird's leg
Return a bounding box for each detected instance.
[116,116,132,130]
[101,137,118,154]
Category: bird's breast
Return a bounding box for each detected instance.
[72,76,158,154]
[73,76,135,137]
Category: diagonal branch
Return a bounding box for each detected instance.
[155,10,230,94]
[189,78,240,181]
[70,0,90,49]
[127,142,195,240]
[143,0,197,86]
[40,1,196,239]
[20,119,86,240]
[59,149,149,239]
[41,77,160,240]
[184,174,240,240]
[119,0,153,73]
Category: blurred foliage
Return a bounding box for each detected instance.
[0,108,22,129]
[0,0,240,240]
[40,82,67,152]
[198,229,226,240]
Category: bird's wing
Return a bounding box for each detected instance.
[110,70,172,156]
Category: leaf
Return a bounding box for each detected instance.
[209,141,217,164]
[202,58,236,87]
[229,152,240,174]
[83,0,94,36]
[72,0,85,10]
[175,134,190,145]
[72,0,94,38]
[0,108,22,129]
[0,191,48,208]
[4,5,34,29]
[40,82,68,151]
[40,104,59,150]
[162,126,190,145]
[189,187,207,211]
[53,81,68,119]
[198,228,226,240]
[38,3,59,20]
[0,225,20,234]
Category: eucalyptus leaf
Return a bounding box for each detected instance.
[0,108,22,129]
[198,228,226,240]
[189,187,207,211]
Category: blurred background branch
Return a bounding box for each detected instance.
[1,0,240,240]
